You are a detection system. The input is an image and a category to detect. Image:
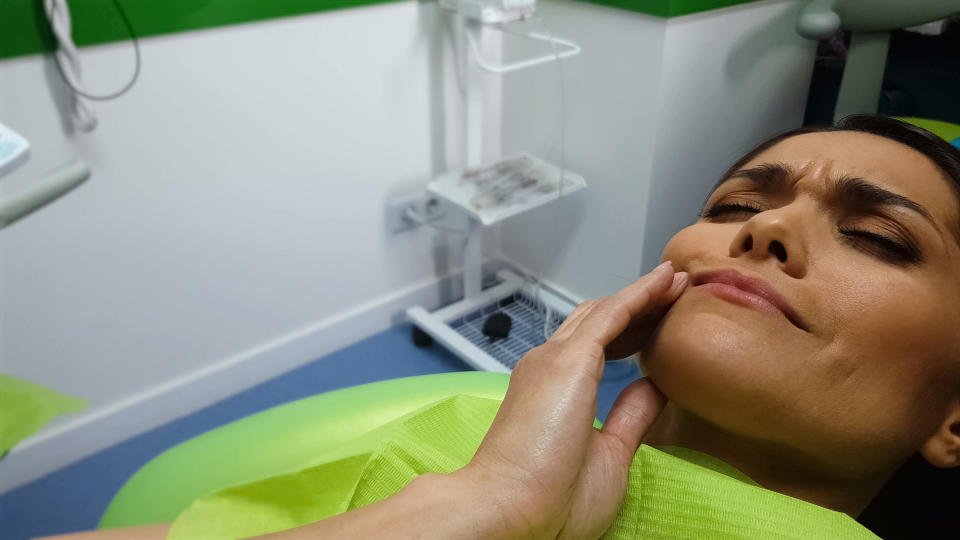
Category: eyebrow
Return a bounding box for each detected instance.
[834,175,935,225]
[717,162,793,190]
[711,162,939,230]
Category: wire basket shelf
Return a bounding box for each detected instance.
[449,290,566,369]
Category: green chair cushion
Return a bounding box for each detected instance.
[102,371,877,539]
[897,117,960,148]
[0,374,86,456]
[165,392,877,539]
[98,371,510,529]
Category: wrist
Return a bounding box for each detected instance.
[404,471,523,540]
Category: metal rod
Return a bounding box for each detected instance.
[0,160,91,230]
[465,25,581,74]
[834,31,890,122]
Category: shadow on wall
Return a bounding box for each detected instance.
[510,189,589,282]
[419,0,451,179]
[638,0,815,274]
[25,1,72,135]
[42,55,78,137]
[725,4,803,83]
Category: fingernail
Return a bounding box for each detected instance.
[654,261,674,273]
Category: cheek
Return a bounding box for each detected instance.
[648,222,960,471]
[661,223,732,270]
[641,293,804,433]
[823,274,960,430]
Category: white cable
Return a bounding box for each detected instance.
[475,16,569,340]
[541,16,566,339]
[522,15,567,339]
[465,24,580,73]
[44,0,141,132]
[44,0,97,131]
[444,13,571,339]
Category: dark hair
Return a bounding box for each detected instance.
[720,116,960,539]
[860,453,959,539]
[720,115,960,196]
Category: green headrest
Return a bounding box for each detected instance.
[897,117,960,149]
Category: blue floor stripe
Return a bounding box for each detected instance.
[0,323,640,539]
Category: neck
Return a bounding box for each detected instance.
[642,402,892,517]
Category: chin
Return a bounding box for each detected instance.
[644,297,765,373]
[640,297,797,435]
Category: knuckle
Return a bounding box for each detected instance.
[619,400,656,427]
[517,342,554,365]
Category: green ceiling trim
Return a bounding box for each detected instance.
[0,0,764,61]
[577,0,761,18]
[0,0,405,61]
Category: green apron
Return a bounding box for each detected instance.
[168,394,878,539]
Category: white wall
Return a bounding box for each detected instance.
[496,0,816,297]
[0,0,816,492]
[640,0,817,270]
[497,2,667,300]
[0,2,499,492]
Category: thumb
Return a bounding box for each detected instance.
[600,378,667,461]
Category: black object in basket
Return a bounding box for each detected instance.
[482,312,512,343]
[449,291,565,370]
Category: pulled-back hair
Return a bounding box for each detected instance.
[720,115,960,197]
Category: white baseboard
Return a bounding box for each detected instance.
[0,264,499,494]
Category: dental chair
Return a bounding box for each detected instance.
[797,0,959,125]
[97,371,509,530]
[797,0,960,148]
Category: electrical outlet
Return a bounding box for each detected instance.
[386,192,446,233]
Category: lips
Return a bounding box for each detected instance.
[691,269,808,331]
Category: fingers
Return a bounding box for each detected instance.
[551,300,595,341]
[600,378,666,457]
[573,262,678,347]
[662,271,689,305]
[602,270,688,360]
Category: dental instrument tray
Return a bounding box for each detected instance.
[427,153,586,226]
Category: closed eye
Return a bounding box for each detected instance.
[703,202,923,265]
[701,202,763,220]
[839,228,922,265]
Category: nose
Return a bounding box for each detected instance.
[729,208,808,279]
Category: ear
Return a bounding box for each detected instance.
[919,398,960,468]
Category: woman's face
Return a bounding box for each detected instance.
[644,131,960,477]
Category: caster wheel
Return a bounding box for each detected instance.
[411,326,435,348]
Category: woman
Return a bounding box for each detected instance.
[46,115,960,539]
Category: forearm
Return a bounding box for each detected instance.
[253,472,515,539]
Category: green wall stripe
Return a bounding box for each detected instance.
[585,0,760,17]
[1,0,763,61]
[0,0,405,61]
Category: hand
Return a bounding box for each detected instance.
[456,261,689,539]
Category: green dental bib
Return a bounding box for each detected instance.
[168,394,877,539]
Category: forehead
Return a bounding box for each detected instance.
[736,131,958,225]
